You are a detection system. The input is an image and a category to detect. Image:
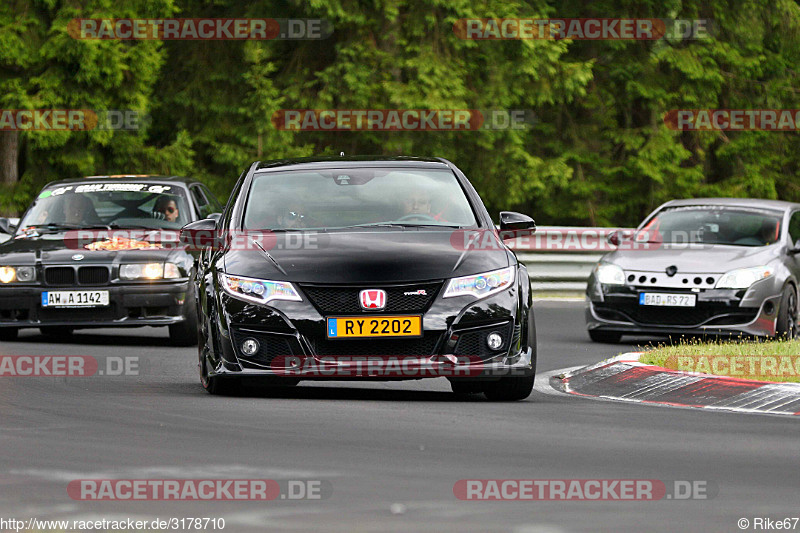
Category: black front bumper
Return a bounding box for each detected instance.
[205,281,535,381]
[585,285,779,338]
[0,281,191,329]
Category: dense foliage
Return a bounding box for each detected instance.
[2,0,800,225]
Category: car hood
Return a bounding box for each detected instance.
[603,244,780,274]
[223,229,511,283]
[0,234,180,264]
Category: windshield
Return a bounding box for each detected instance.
[18,182,191,232]
[638,206,783,246]
[244,168,478,230]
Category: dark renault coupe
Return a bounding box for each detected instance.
[188,156,538,400]
[0,175,223,344]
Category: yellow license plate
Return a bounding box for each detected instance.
[326,316,422,338]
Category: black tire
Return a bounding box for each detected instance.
[169,302,199,347]
[483,374,535,401]
[0,328,18,341]
[776,285,799,340]
[200,354,236,395]
[449,381,485,394]
[588,329,622,343]
[39,326,74,338]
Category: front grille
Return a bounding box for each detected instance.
[299,282,442,314]
[453,322,513,361]
[595,301,759,327]
[78,266,109,285]
[308,332,442,357]
[231,328,301,368]
[45,267,75,286]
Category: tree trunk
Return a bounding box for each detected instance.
[0,131,19,185]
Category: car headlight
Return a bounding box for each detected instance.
[120,262,181,280]
[0,266,35,283]
[596,263,625,285]
[443,266,515,299]
[219,273,302,305]
[715,266,774,289]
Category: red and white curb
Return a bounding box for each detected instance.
[548,353,800,417]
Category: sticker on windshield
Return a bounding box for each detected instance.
[73,183,171,193]
[38,186,73,199]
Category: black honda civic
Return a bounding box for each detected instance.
[188,156,537,400]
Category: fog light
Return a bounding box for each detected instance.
[15,267,34,282]
[486,332,503,350]
[241,338,259,355]
[764,301,775,316]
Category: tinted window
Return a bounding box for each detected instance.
[18,182,191,230]
[789,212,800,245]
[199,184,224,213]
[244,168,477,230]
[638,206,783,246]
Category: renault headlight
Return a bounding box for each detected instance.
[443,266,515,299]
[219,273,302,305]
[596,263,625,285]
[0,266,35,283]
[120,262,181,280]
[715,266,773,289]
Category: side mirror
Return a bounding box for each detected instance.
[789,239,800,255]
[499,211,536,240]
[0,218,13,235]
[607,231,620,246]
[180,218,219,250]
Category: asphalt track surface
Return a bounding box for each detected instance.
[1,301,798,533]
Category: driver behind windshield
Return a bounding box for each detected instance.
[153,196,180,222]
[402,189,433,217]
[33,194,102,226]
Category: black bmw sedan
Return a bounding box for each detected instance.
[189,156,537,400]
[0,175,224,344]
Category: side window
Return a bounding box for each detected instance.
[190,185,211,219]
[789,212,800,245]
[199,184,224,213]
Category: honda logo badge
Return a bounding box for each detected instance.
[359,289,387,310]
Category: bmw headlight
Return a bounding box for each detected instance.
[595,263,625,285]
[120,262,181,280]
[715,266,773,289]
[0,266,35,283]
[219,273,302,305]
[443,266,515,299]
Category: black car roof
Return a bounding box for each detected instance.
[41,175,202,188]
[255,156,451,171]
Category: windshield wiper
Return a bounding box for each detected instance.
[338,222,465,229]
[26,223,88,232]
